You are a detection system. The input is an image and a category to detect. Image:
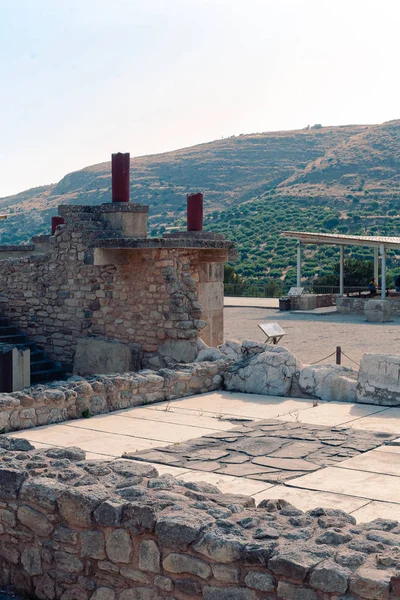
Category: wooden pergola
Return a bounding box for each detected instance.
[281,231,400,300]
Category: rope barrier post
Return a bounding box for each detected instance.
[336,346,341,365]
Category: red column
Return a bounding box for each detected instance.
[187,192,203,231]
[112,152,130,202]
[51,216,65,235]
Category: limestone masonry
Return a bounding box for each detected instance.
[0,342,399,435]
[0,201,233,374]
[0,437,398,600]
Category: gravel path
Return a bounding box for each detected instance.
[224,307,400,368]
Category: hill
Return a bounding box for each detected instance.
[1,120,400,286]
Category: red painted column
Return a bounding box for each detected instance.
[187,192,203,231]
[112,152,130,202]
[51,216,65,235]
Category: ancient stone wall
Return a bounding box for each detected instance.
[0,225,207,369]
[1,343,400,435]
[337,296,400,315]
[0,441,398,600]
[0,361,226,433]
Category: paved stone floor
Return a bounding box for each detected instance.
[129,419,396,483]
[7,391,400,523]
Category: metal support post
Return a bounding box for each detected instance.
[374,247,379,285]
[297,240,302,288]
[380,244,386,299]
[339,245,344,297]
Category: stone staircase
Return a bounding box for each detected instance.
[0,317,68,386]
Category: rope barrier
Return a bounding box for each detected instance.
[310,349,360,367]
[310,351,336,365]
[341,351,360,367]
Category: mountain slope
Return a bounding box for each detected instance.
[0,124,365,242]
[1,120,399,285]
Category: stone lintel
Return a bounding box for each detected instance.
[93,237,234,251]
[58,203,149,216]
[163,231,226,241]
[0,245,35,253]
[31,235,52,244]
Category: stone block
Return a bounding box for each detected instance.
[277,582,317,600]
[0,467,27,499]
[17,505,53,536]
[57,486,108,527]
[364,299,392,322]
[224,347,301,396]
[139,540,160,573]
[309,561,349,593]
[80,530,105,559]
[357,353,400,406]
[163,552,211,579]
[21,547,42,576]
[203,587,257,600]
[244,571,276,592]
[73,338,138,376]
[158,338,197,363]
[299,364,357,403]
[105,529,132,563]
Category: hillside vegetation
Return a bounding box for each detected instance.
[1,120,400,285]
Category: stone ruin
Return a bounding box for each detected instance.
[0,153,234,380]
[0,437,399,600]
[0,155,399,599]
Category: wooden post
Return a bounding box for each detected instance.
[336,346,341,365]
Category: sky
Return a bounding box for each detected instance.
[1,0,399,197]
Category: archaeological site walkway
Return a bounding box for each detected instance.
[8,391,400,524]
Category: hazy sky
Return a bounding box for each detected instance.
[1,0,399,197]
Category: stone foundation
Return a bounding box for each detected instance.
[0,440,398,600]
[1,344,400,435]
[337,296,400,315]
[0,203,233,371]
[0,361,227,433]
[290,294,334,311]
[357,353,400,406]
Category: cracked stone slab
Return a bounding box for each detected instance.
[187,449,230,462]
[226,437,286,456]
[219,453,251,464]
[251,457,320,472]
[215,463,279,477]
[268,442,322,459]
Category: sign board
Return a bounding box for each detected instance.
[258,323,286,345]
[288,287,304,297]
[258,323,286,337]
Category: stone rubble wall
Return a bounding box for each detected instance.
[1,343,399,436]
[0,361,227,433]
[337,297,400,315]
[0,440,398,600]
[0,225,207,369]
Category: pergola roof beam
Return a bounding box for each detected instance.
[282,231,400,250]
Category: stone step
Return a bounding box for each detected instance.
[30,359,55,373]
[0,326,19,336]
[0,334,28,345]
[0,321,69,386]
[31,368,67,384]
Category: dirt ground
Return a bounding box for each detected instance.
[223,307,400,369]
